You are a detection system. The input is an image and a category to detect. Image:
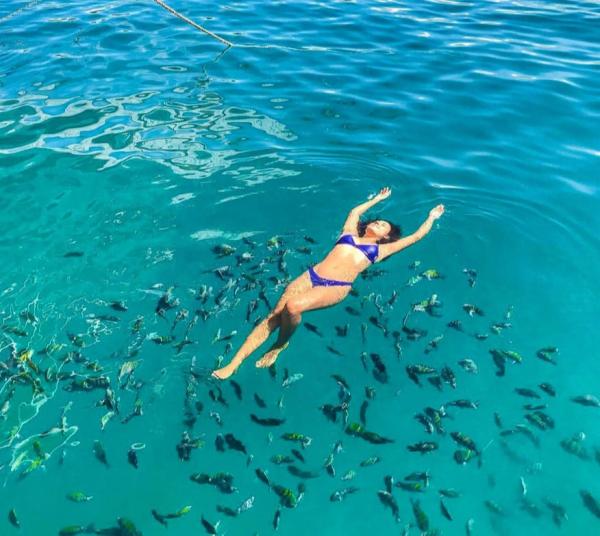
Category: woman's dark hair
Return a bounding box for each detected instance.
[358,219,402,244]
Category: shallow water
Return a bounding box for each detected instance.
[1,0,600,534]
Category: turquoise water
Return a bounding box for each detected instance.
[1,0,600,534]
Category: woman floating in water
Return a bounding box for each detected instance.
[212,187,445,379]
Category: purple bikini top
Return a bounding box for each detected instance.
[335,234,378,263]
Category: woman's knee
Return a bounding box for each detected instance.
[284,298,303,317]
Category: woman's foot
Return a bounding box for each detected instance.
[256,342,289,368]
[211,361,239,380]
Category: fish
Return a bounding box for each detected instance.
[251,414,285,427]
[440,499,453,521]
[424,334,444,353]
[272,484,300,508]
[345,306,361,316]
[58,525,96,535]
[8,508,20,528]
[411,499,429,531]
[303,322,323,336]
[288,465,319,479]
[571,394,600,407]
[64,251,84,257]
[445,399,479,410]
[281,432,312,448]
[458,359,478,374]
[271,454,294,465]
[539,383,556,397]
[254,393,267,408]
[407,441,438,454]
[463,303,484,317]
[66,491,93,502]
[536,347,558,364]
[359,456,381,467]
[273,508,281,530]
[200,515,219,535]
[335,324,349,337]
[439,489,461,499]
[462,268,477,287]
[545,499,568,527]
[370,353,388,383]
[255,468,270,487]
[330,487,359,502]
[560,432,590,460]
[237,496,255,514]
[191,472,237,494]
[215,506,238,518]
[230,380,242,400]
[93,440,109,468]
[450,432,480,454]
[225,433,247,454]
[327,345,343,356]
[515,387,540,399]
[360,400,369,425]
[447,320,463,332]
[377,490,400,523]
[291,449,305,463]
[441,366,456,389]
[396,481,426,493]
[345,422,394,444]
[127,447,139,468]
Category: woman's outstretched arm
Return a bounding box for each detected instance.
[377,204,444,261]
[341,187,392,234]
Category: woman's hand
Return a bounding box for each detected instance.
[429,204,445,220]
[371,187,391,201]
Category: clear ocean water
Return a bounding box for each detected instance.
[1,0,599,534]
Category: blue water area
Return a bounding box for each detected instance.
[1,0,600,534]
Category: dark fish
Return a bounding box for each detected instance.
[441,366,456,389]
[291,449,305,463]
[254,393,267,408]
[359,400,369,426]
[439,489,461,499]
[447,320,463,332]
[539,383,556,397]
[216,505,238,518]
[370,353,388,383]
[515,388,540,399]
[127,447,138,469]
[93,440,109,468]
[536,347,558,364]
[331,374,350,390]
[334,324,349,337]
[407,441,438,454]
[271,454,294,465]
[251,414,285,427]
[384,475,394,494]
[255,468,270,487]
[369,316,389,337]
[230,380,242,400]
[225,433,247,454]
[273,508,281,530]
[345,306,360,316]
[327,345,343,356]
[287,465,319,479]
[215,434,226,452]
[8,508,20,528]
[64,251,84,257]
[200,515,218,535]
[377,490,400,523]
[571,395,600,407]
[303,322,323,336]
[545,499,568,527]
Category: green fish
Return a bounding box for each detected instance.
[66,491,93,503]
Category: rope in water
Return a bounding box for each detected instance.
[153,0,233,48]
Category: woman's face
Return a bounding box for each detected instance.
[365,220,391,239]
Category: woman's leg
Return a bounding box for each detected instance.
[255,285,351,368]
[211,272,312,379]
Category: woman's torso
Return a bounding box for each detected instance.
[312,234,378,282]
